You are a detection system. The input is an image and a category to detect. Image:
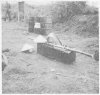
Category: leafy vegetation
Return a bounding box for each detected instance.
[51,1,98,23]
[1,1,99,36]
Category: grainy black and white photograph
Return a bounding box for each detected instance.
[1,0,99,94]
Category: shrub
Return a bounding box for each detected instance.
[51,1,87,24]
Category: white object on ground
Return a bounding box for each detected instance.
[21,43,34,52]
[34,35,47,43]
[29,48,34,52]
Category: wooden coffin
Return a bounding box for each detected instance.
[37,43,76,64]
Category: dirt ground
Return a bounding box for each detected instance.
[2,21,99,94]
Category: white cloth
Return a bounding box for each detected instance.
[34,35,47,43]
[21,43,34,51]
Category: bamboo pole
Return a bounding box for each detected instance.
[49,43,93,58]
[53,35,93,58]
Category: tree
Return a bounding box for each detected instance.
[3,2,11,21]
[51,1,86,24]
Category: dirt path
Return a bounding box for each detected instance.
[2,22,99,94]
